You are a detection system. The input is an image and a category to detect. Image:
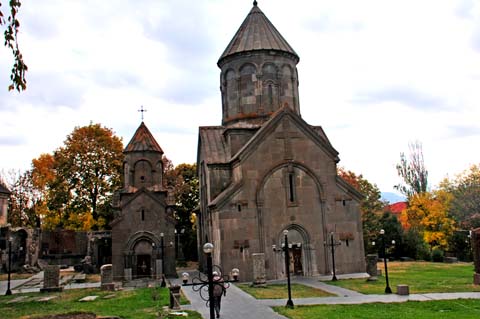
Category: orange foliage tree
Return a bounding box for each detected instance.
[31,123,123,230]
[400,191,455,250]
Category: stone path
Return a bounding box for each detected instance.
[0,271,100,295]
[172,271,288,319]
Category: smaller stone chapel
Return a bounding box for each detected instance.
[111,122,176,281]
[197,2,366,281]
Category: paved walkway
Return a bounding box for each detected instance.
[171,271,288,319]
[260,276,480,306]
[0,271,100,295]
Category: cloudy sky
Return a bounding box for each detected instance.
[1,0,480,195]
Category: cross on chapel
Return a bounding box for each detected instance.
[138,105,147,121]
[275,118,301,160]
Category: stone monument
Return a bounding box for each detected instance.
[472,227,480,285]
[40,265,63,292]
[101,264,115,290]
[365,254,378,281]
[252,253,266,286]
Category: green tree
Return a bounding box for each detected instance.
[439,165,480,229]
[378,212,404,258]
[167,163,199,261]
[0,169,38,227]
[1,0,27,91]
[395,141,428,198]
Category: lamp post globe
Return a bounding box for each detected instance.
[231,268,240,281]
[203,243,214,254]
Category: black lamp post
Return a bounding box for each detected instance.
[380,229,392,294]
[5,237,12,295]
[325,232,341,281]
[182,243,239,319]
[283,230,294,308]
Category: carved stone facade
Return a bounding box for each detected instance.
[197,2,366,281]
[0,182,10,226]
[111,122,175,281]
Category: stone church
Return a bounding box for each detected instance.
[0,182,10,226]
[111,122,176,281]
[197,2,366,281]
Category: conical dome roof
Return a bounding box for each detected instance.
[124,122,163,153]
[218,1,299,66]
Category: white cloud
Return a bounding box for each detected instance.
[1,0,480,194]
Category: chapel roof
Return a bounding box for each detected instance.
[124,122,163,153]
[0,182,11,195]
[199,109,338,166]
[218,1,299,65]
[198,126,230,164]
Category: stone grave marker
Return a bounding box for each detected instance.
[252,253,266,286]
[37,296,59,302]
[101,264,115,290]
[40,265,63,293]
[79,295,99,302]
[366,254,378,281]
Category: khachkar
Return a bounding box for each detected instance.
[472,227,480,285]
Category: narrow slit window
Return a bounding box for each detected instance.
[268,84,273,106]
[141,209,145,221]
[237,204,242,212]
[288,173,295,203]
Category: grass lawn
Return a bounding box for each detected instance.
[329,261,480,294]
[275,299,480,319]
[237,283,334,299]
[0,287,201,319]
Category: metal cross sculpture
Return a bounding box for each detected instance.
[325,232,342,281]
[182,243,239,319]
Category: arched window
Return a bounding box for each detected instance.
[134,160,153,188]
[224,69,237,117]
[239,64,257,113]
[262,64,278,112]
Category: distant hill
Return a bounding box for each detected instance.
[381,192,406,204]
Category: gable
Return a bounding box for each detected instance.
[231,106,339,164]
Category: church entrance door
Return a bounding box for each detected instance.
[291,246,303,275]
[136,254,151,278]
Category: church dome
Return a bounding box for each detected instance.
[218,1,299,67]
[218,1,301,126]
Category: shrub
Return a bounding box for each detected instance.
[432,248,444,262]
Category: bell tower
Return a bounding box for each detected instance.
[218,1,301,126]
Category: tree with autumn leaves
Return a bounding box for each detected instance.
[12,123,124,230]
[395,142,457,257]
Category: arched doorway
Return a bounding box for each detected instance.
[274,225,313,278]
[133,240,154,279]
